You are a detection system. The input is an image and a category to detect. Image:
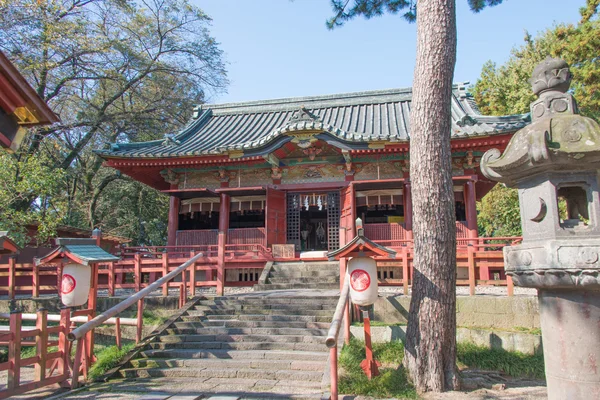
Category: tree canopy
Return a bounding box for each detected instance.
[472,0,600,120]
[0,0,227,245]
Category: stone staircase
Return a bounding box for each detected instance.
[117,293,338,399]
[254,261,340,291]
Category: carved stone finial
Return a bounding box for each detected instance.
[289,106,320,124]
[530,57,571,96]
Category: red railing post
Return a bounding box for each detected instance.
[8,311,22,390]
[115,317,122,350]
[57,264,63,297]
[8,256,16,299]
[361,309,380,379]
[468,244,476,296]
[189,250,196,298]
[136,299,143,344]
[35,308,48,381]
[71,337,84,389]
[58,307,70,382]
[507,274,514,297]
[330,345,338,400]
[134,253,142,292]
[108,261,115,297]
[32,262,39,298]
[162,252,169,297]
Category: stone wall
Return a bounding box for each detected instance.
[374,295,540,330]
[350,325,542,355]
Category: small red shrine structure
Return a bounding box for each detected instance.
[0,51,58,152]
[98,86,529,289]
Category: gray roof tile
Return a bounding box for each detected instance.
[98,87,530,159]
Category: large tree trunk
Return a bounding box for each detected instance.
[403,0,459,393]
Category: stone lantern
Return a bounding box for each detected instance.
[481,57,600,399]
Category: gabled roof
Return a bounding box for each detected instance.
[0,231,20,254]
[97,86,530,159]
[36,238,119,266]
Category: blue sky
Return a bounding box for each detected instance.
[197,0,586,104]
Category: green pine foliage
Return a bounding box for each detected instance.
[472,0,600,120]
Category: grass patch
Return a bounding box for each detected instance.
[338,338,417,399]
[457,342,545,379]
[142,310,168,326]
[88,343,135,380]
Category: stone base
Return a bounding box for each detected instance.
[539,289,600,400]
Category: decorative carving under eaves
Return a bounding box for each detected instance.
[453,151,479,170]
[215,167,236,183]
[393,160,410,172]
[302,146,322,161]
[339,162,362,176]
[271,166,283,180]
[160,169,180,185]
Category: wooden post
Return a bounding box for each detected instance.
[344,302,350,346]
[468,244,476,296]
[136,299,143,344]
[108,261,115,297]
[167,195,181,247]
[507,274,514,297]
[115,318,121,350]
[217,193,230,296]
[58,307,70,381]
[86,263,99,363]
[189,250,196,298]
[71,337,84,389]
[8,311,22,390]
[329,345,338,400]
[134,253,142,292]
[57,264,63,297]
[360,309,380,379]
[32,262,39,298]
[402,248,409,295]
[162,252,169,297]
[35,308,48,381]
[8,256,15,299]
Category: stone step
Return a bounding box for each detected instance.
[165,327,328,336]
[254,283,339,291]
[129,357,325,372]
[138,349,329,362]
[148,341,328,352]
[158,334,327,344]
[187,309,334,317]
[268,277,339,284]
[183,314,330,322]
[173,320,330,330]
[119,366,324,382]
[194,303,336,311]
[108,377,326,400]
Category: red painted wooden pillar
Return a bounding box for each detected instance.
[167,195,180,247]
[217,193,230,296]
[464,180,485,279]
[403,182,413,240]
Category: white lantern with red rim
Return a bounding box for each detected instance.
[347,256,378,306]
[60,263,91,307]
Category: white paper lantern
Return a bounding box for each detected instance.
[347,256,378,306]
[60,263,91,307]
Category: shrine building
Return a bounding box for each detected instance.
[98,86,528,265]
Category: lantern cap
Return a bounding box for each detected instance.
[35,238,119,266]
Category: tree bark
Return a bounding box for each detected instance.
[403,0,459,393]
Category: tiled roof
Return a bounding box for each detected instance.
[36,238,119,266]
[98,86,530,159]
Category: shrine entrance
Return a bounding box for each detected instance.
[286,192,341,253]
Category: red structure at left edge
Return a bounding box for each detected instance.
[96,86,529,294]
[0,51,58,152]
